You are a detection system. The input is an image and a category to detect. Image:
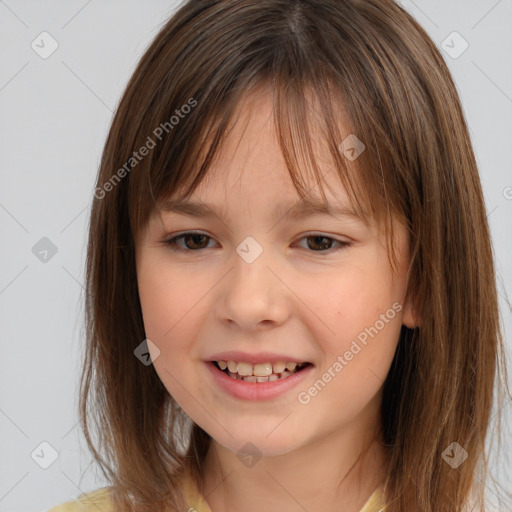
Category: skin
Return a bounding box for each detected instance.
[135,86,417,512]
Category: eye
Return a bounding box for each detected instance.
[293,233,352,253]
[162,231,351,254]
[163,232,216,252]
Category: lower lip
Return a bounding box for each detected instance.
[205,361,314,401]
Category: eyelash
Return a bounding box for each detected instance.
[162,231,352,254]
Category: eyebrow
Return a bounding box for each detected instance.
[159,197,363,223]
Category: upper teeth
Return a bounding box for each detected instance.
[217,360,303,376]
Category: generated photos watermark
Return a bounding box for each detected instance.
[94,97,197,199]
[297,301,403,405]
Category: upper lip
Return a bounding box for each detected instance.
[206,351,312,365]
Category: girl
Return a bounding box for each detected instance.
[49,0,510,511]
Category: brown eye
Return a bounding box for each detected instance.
[306,236,335,251]
[295,234,351,253]
[164,232,214,251]
[182,234,210,249]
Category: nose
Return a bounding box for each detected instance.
[215,243,291,331]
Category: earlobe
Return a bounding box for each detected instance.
[402,295,421,329]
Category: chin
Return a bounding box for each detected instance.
[208,425,306,460]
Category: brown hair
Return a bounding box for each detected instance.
[80,0,511,510]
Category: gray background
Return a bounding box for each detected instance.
[0,1,511,511]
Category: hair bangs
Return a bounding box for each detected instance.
[131,69,403,274]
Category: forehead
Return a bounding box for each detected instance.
[160,85,365,217]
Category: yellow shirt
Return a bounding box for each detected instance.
[47,465,386,512]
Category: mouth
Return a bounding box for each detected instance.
[211,360,313,383]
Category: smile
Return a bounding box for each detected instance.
[206,360,315,401]
[214,360,311,382]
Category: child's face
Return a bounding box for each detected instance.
[135,87,415,457]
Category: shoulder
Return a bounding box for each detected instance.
[359,483,387,512]
[46,487,112,512]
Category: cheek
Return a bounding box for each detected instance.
[137,270,173,341]
[299,258,402,375]
[136,257,196,367]
[305,263,399,329]
[137,253,194,337]
[301,286,401,420]
[136,260,201,404]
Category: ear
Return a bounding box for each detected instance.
[402,294,421,329]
